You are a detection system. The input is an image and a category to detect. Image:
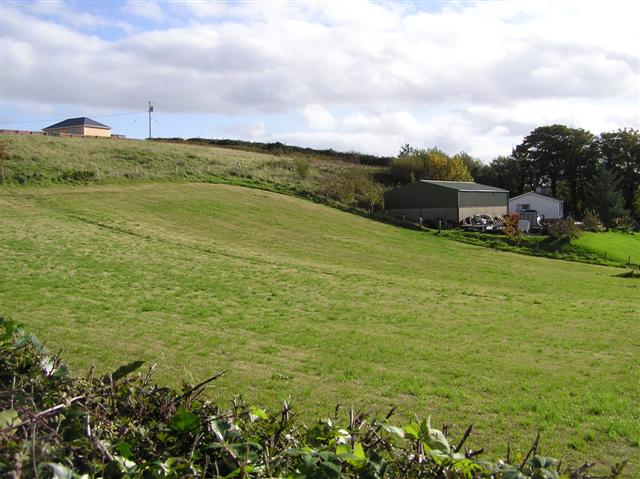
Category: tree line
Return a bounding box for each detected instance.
[391,126,640,223]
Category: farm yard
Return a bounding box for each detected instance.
[1,180,638,468]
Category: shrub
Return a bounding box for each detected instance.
[613,215,637,233]
[321,169,384,211]
[547,218,582,241]
[502,213,523,244]
[293,158,311,179]
[581,210,603,232]
[0,318,626,478]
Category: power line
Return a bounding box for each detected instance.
[0,110,148,126]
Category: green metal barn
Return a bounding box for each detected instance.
[384,180,509,223]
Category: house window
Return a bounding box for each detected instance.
[518,204,530,210]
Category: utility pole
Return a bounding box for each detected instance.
[148,101,154,139]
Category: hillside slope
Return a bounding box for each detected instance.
[1,182,638,465]
[0,133,383,192]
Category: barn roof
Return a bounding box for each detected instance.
[421,180,508,193]
[43,117,111,130]
[509,191,563,203]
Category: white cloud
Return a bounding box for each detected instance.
[249,122,267,139]
[122,0,165,22]
[302,104,336,130]
[1,0,638,159]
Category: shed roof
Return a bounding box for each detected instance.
[421,180,508,193]
[43,117,111,130]
[509,191,563,203]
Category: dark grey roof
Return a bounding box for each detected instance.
[43,117,111,130]
[421,180,508,193]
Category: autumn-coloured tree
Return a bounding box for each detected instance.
[502,213,522,244]
[389,147,472,183]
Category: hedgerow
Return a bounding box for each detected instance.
[0,318,627,478]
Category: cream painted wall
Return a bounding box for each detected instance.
[83,126,111,137]
[44,126,111,137]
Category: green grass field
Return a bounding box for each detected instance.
[574,231,640,266]
[1,182,638,468]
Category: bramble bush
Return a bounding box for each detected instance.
[0,318,627,478]
[581,210,603,232]
[321,170,384,212]
[547,218,582,241]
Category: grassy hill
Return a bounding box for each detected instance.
[0,133,385,193]
[573,231,640,265]
[2,182,638,467]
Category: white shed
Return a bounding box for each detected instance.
[509,192,564,219]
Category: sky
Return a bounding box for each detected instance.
[1,0,639,161]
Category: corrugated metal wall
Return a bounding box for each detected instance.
[458,191,508,208]
[384,182,458,209]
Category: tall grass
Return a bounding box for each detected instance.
[0,134,384,197]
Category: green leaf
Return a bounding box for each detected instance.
[335,444,350,456]
[169,408,199,432]
[0,409,20,429]
[403,423,420,439]
[426,417,450,453]
[321,460,342,478]
[110,360,145,381]
[51,363,70,378]
[352,442,366,462]
[249,406,268,421]
[380,422,405,438]
[114,441,133,459]
[47,463,75,479]
[530,455,559,469]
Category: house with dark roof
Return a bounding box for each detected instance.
[43,117,111,137]
[384,180,509,223]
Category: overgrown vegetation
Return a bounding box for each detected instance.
[547,219,582,241]
[581,210,603,232]
[389,146,472,184]
[0,134,389,214]
[0,318,628,478]
[153,137,393,167]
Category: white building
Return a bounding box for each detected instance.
[509,191,564,219]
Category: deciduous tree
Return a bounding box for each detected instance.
[389,147,472,183]
[596,128,640,216]
[513,125,595,215]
